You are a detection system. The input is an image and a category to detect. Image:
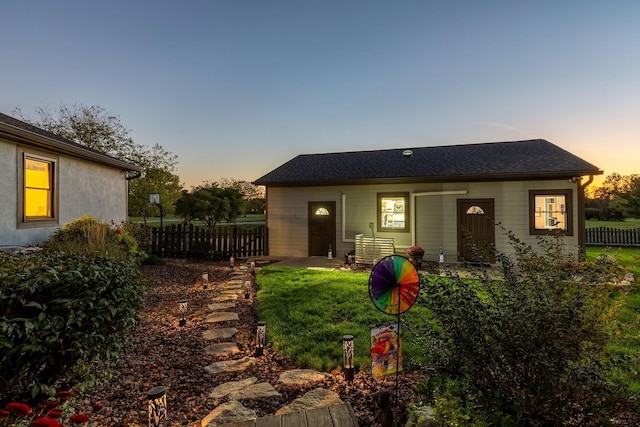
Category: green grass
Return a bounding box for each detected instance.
[257,250,640,393]
[255,266,432,371]
[128,213,265,226]
[586,218,640,229]
[587,246,640,393]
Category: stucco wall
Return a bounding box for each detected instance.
[265,179,581,262]
[0,140,129,247]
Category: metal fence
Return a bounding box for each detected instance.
[585,227,640,247]
[150,224,267,259]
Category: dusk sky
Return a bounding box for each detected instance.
[1,1,638,188]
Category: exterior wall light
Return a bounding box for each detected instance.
[202,272,208,290]
[178,299,187,327]
[343,334,355,381]
[146,385,167,427]
[255,321,266,356]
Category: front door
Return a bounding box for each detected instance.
[308,201,336,257]
[457,199,495,264]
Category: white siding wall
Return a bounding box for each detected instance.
[0,140,129,247]
[266,179,581,262]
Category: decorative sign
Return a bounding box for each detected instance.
[370,322,402,379]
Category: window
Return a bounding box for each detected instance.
[377,192,409,232]
[18,147,58,228]
[529,189,572,235]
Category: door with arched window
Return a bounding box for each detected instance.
[308,201,336,256]
[457,199,495,264]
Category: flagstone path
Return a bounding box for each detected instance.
[197,262,357,427]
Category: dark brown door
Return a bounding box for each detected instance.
[457,199,495,264]
[308,202,336,257]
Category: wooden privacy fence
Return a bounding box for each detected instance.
[585,227,640,247]
[150,224,267,259]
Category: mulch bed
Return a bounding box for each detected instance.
[75,259,423,426]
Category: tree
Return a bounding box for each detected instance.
[208,178,265,216]
[174,184,243,229]
[618,176,640,219]
[13,104,183,218]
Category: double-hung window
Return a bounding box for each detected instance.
[377,192,409,232]
[529,189,572,235]
[18,147,58,228]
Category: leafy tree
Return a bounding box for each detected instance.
[12,104,183,217]
[618,176,640,219]
[174,184,243,229]
[208,178,265,216]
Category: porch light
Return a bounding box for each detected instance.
[146,385,167,427]
[202,272,208,289]
[178,299,187,327]
[255,321,266,356]
[343,334,355,381]
[244,279,251,299]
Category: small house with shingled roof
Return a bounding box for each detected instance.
[0,112,142,248]
[254,139,602,263]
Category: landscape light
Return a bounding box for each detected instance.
[250,261,256,277]
[146,385,167,427]
[202,272,208,290]
[255,321,266,356]
[244,280,251,299]
[229,256,235,270]
[343,334,355,381]
[178,299,187,327]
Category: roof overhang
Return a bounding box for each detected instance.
[0,120,144,174]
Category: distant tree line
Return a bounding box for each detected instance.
[586,173,640,221]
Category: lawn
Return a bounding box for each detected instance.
[256,247,640,393]
[586,218,640,229]
[128,213,265,226]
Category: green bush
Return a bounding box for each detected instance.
[413,230,634,425]
[43,216,144,262]
[0,250,144,404]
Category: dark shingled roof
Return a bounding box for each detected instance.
[0,112,142,173]
[254,139,602,186]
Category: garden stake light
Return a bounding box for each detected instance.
[343,334,355,381]
[250,260,256,277]
[255,321,266,356]
[244,279,251,299]
[229,256,235,270]
[146,385,167,427]
[178,299,187,326]
[202,272,208,289]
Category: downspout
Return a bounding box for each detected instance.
[577,175,594,261]
[342,193,354,243]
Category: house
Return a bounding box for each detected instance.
[0,112,143,248]
[253,139,602,263]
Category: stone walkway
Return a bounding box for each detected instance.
[197,262,357,427]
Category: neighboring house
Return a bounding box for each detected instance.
[0,112,143,248]
[254,139,602,263]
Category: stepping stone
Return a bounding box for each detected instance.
[201,400,256,427]
[209,377,258,399]
[205,312,238,323]
[203,327,238,341]
[207,302,236,311]
[229,382,281,401]
[212,294,238,302]
[277,369,331,385]
[221,289,242,295]
[204,342,240,356]
[227,279,245,286]
[204,357,256,375]
[275,388,343,415]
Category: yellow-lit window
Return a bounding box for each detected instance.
[18,147,58,228]
[377,192,410,232]
[529,189,573,236]
[25,158,52,217]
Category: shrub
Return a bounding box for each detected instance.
[0,250,144,405]
[413,230,633,425]
[43,216,144,262]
